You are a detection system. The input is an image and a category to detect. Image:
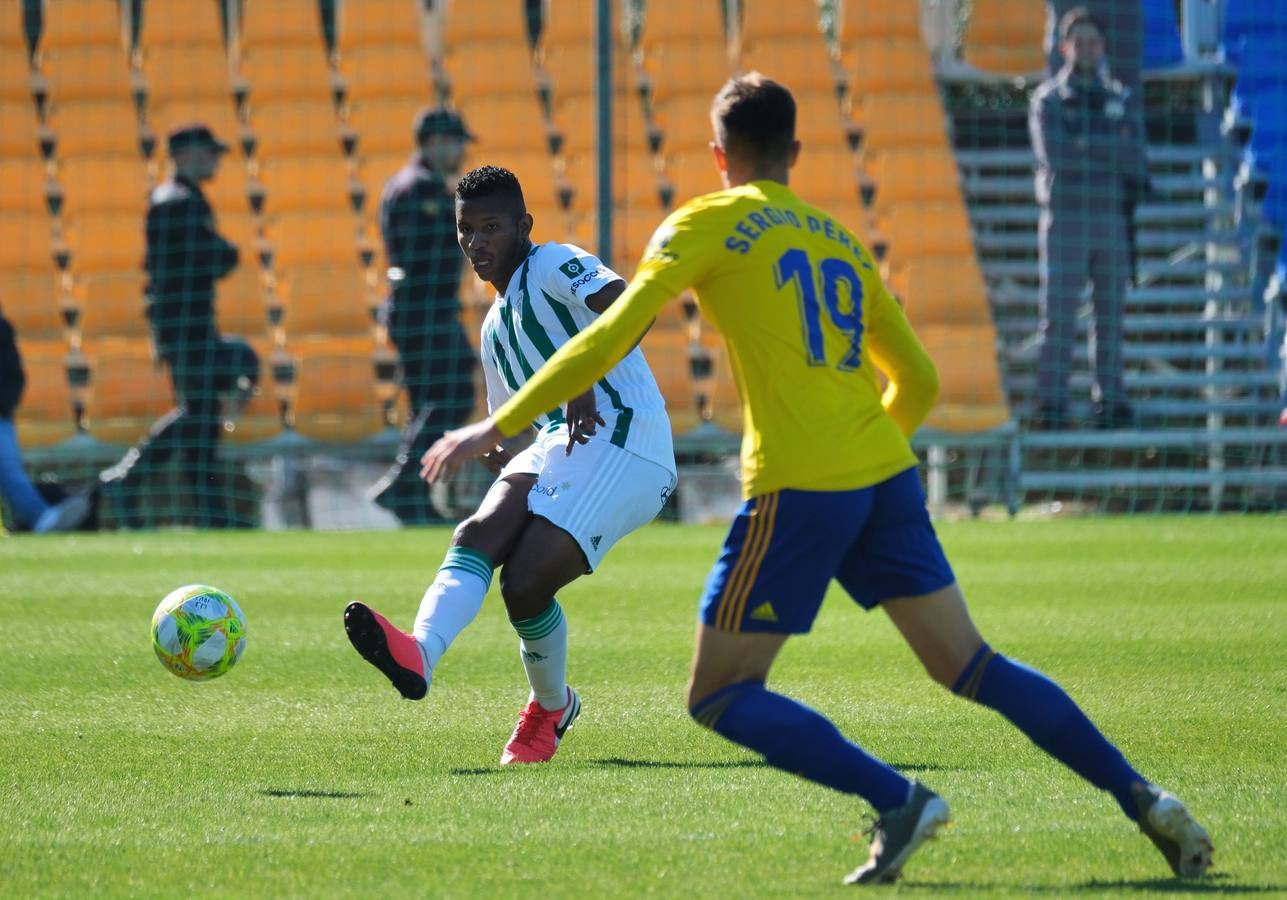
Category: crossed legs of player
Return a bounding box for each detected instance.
[345,427,674,765]
[686,470,1212,884]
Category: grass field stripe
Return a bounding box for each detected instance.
[716,496,771,631]
[727,492,779,632]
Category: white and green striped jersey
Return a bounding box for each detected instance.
[479,241,675,474]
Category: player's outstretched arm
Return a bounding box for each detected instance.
[866,290,939,437]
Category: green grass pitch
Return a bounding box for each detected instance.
[2,518,1284,897]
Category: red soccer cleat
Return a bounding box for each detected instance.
[500,687,581,764]
[343,601,429,700]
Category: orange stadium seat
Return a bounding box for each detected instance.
[57,157,150,217]
[240,0,326,52]
[563,149,663,210]
[740,0,825,44]
[338,0,425,52]
[279,263,373,337]
[13,343,77,448]
[241,47,335,103]
[75,271,149,343]
[865,147,963,213]
[0,98,42,157]
[215,265,270,337]
[544,43,624,103]
[0,159,51,215]
[878,202,976,262]
[250,100,344,156]
[442,0,529,46]
[217,210,260,252]
[653,94,724,154]
[552,91,632,157]
[40,0,124,51]
[792,144,863,205]
[341,45,435,103]
[0,45,35,102]
[84,339,173,445]
[963,0,1048,74]
[460,94,551,152]
[48,99,142,158]
[917,324,1010,433]
[143,46,236,106]
[356,151,407,221]
[791,89,855,148]
[0,270,64,338]
[739,38,844,93]
[640,329,701,435]
[61,213,145,271]
[139,0,226,49]
[43,47,134,103]
[640,41,733,107]
[541,0,597,50]
[1,0,24,51]
[888,255,993,329]
[258,156,353,214]
[639,0,724,49]
[663,150,722,208]
[442,41,537,103]
[0,216,56,270]
[497,153,563,212]
[854,93,951,152]
[204,157,255,214]
[848,39,937,96]
[349,98,423,155]
[841,0,924,43]
[290,343,386,442]
[266,210,363,269]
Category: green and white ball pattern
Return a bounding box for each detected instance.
[151,584,247,680]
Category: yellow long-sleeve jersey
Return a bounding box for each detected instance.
[493,179,940,499]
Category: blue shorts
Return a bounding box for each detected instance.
[698,467,956,634]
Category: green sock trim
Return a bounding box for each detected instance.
[440,546,494,587]
[511,600,564,641]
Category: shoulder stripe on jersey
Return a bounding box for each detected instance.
[539,287,634,448]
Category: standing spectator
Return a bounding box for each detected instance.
[0,310,90,533]
[368,107,477,524]
[98,124,258,526]
[1030,8,1147,429]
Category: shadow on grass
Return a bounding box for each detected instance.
[901,873,1270,894]
[259,789,371,799]
[592,757,766,770]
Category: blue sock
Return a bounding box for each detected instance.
[691,679,911,813]
[954,644,1144,820]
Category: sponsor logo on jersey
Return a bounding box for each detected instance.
[568,266,609,295]
[532,482,558,496]
[559,257,591,280]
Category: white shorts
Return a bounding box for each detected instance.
[499,429,677,571]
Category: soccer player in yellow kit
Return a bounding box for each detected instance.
[421,74,1212,885]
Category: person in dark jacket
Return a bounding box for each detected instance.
[1030,9,1148,429]
[98,124,258,526]
[0,310,90,532]
[368,107,477,524]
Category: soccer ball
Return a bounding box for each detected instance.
[151,584,247,680]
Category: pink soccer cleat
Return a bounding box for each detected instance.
[343,601,429,700]
[500,687,581,764]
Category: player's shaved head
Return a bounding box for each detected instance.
[711,73,796,167]
[456,165,527,214]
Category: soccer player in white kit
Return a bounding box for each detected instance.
[344,165,677,764]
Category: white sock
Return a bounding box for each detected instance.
[512,599,568,711]
[412,546,494,669]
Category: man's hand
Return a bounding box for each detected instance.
[565,388,606,455]
[420,418,505,484]
[478,444,514,475]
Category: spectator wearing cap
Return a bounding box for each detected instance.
[98,124,259,527]
[369,107,478,524]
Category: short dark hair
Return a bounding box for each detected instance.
[1059,6,1105,42]
[711,72,796,166]
[455,165,526,212]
